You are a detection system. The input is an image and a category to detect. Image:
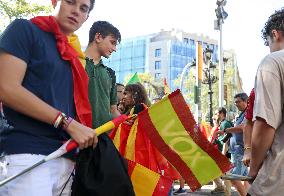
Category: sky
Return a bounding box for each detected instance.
[28,0,279,93]
[73,0,283,94]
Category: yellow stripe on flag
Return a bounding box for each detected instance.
[125,119,139,161]
[67,34,86,68]
[148,98,222,184]
[113,124,122,149]
[131,162,160,196]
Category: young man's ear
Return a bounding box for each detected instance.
[95,33,102,42]
[271,29,280,40]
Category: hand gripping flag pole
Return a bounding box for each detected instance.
[0,114,130,187]
[221,173,253,181]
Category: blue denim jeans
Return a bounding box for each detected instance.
[231,153,248,176]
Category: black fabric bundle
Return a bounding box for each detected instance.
[71,133,135,196]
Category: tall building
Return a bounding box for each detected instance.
[103,29,219,90]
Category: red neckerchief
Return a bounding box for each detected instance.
[31,16,92,127]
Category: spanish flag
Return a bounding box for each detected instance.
[127,160,173,196]
[138,90,232,191]
[110,120,179,195]
[200,121,212,140]
[163,78,171,95]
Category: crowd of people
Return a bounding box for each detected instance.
[0,0,284,195]
[207,93,249,196]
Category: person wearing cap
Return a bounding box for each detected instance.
[0,0,96,195]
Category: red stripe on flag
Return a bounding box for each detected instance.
[127,160,135,176]
[168,90,232,173]
[152,174,173,196]
[138,112,201,191]
[112,114,128,127]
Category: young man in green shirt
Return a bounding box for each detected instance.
[73,21,135,195]
[212,107,233,195]
[84,21,121,128]
[214,107,233,151]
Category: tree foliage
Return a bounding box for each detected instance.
[174,65,237,122]
[0,0,51,30]
[124,72,164,101]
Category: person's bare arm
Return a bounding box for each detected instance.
[242,120,253,166]
[0,52,58,123]
[111,104,120,118]
[0,52,97,149]
[249,118,275,179]
[215,124,243,136]
[226,124,243,133]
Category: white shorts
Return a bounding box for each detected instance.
[0,154,75,196]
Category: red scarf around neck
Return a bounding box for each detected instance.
[31,16,92,127]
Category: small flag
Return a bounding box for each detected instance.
[163,78,171,95]
[127,72,140,85]
[200,121,212,140]
[137,90,232,191]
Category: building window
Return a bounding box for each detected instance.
[155,61,161,70]
[155,73,161,79]
[155,48,161,57]
[183,38,189,44]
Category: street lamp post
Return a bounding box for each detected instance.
[202,46,218,126]
[179,59,196,91]
[214,0,228,107]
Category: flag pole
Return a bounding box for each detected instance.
[0,114,129,187]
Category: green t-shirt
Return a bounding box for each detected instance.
[219,119,233,131]
[85,58,117,128]
[215,119,233,151]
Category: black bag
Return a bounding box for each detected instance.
[71,133,135,196]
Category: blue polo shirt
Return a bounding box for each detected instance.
[229,111,245,155]
[0,19,75,157]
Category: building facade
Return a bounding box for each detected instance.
[103,29,219,90]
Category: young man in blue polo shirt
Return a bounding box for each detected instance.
[0,0,97,195]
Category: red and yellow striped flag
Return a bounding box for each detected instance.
[163,78,171,95]
[200,121,212,140]
[137,90,232,191]
[127,160,172,196]
[110,119,179,195]
[110,119,180,180]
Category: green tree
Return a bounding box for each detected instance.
[124,72,164,101]
[174,65,237,122]
[174,67,196,108]
[0,0,51,31]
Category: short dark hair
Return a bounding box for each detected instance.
[217,107,227,117]
[57,0,95,13]
[88,0,95,13]
[116,83,124,87]
[88,21,121,45]
[234,92,248,101]
[261,8,284,46]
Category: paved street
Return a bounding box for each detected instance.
[173,184,238,196]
